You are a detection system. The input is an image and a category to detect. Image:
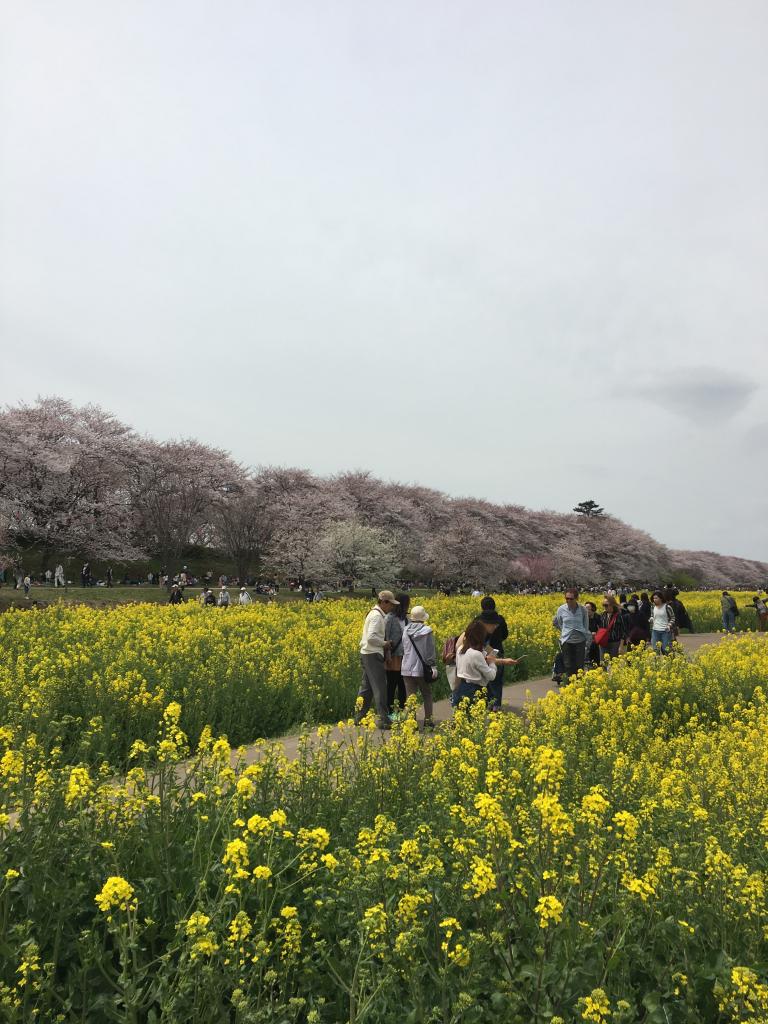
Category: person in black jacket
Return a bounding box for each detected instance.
[599,595,629,660]
[664,587,693,633]
[480,597,509,710]
[585,601,601,666]
[168,583,184,605]
[625,597,651,648]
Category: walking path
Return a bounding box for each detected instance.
[233,632,749,765]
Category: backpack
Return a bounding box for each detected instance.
[441,635,459,665]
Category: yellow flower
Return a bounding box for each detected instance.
[95,876,137,914]
[65,766,92,806]
[463,856,496,899]
[535,894,564,928]
[579,988,612,1022]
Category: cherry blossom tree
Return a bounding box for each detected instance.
[0,397,142,565]
[129,439,245,568]
[2,397,765,588]
[212,472,278,582]
[309,520,400,588]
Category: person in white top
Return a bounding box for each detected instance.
[451,619,512,711]
[355,590,400,729]
[239,587,252,605]
[650,591,675,654]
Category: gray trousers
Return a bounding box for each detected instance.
[357,653,389,726]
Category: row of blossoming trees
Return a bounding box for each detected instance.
[0,398,765,588]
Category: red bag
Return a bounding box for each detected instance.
[595,613,618,648]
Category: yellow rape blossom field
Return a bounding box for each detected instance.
[0,594,767,1021]
[0,592,755,767]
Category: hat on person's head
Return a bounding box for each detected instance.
[410,606,429,622]
[479,610,501,625]
[240,586,247,591]
[378,590,399,605]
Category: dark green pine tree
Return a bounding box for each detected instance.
[573,499,605,518]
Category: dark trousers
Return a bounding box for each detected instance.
[386,670,406,713]
[486,665,505,709]
[451,680,484,710]
[560,641,586,684]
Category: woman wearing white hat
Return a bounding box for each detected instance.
[401,606,438,729]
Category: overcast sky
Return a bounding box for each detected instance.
[2,1,767,559]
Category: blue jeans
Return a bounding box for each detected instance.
[486,665,504,709]
[722,611,736,632]
[651,629,672,653]
[451,680,484,710]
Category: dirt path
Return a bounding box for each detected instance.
[233,631,753,765]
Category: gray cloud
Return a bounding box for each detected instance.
[629,369,759,425]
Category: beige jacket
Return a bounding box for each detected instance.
[360,606,387,655]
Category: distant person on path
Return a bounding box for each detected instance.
[355,590,400,730]
[597,595,628,660]
[44,568,52,586]
[168,584,183,605]
[23,575,31,597]
[553,589,591,684]
[239,587,252,605]
[720,591,738,632]
[106,567,113,588]
[81,563,90,587]
[218,586,231,608]
[585,601,601,666]
[625,596,651,649]
[752,595,768,632]
[54,564,65,588]
[479,597,510,711]
[664,585,693,634]
[650,591,676,653]
[401,605,438,729]
[451,619,500,710]
[384,593,410,716]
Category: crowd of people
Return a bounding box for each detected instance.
[354,583,768,729]
[355,590,524,730]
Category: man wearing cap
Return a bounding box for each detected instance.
[355,590,399,729]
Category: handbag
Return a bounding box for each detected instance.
[595,613,618,648]
[405,633,436,682]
